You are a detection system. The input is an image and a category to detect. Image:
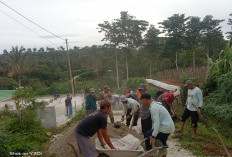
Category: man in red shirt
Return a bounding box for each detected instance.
[157,90,180,115]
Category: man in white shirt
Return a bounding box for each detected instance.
[141,93,175,156]
[120,95,140,127]
[178,80,203,137]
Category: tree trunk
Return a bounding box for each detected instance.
[175,51,180,79]
[192,44,196,74]
[126,57,129,81]
[115,49,120,89]
[149,53,152,78]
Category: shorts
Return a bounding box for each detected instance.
[181,108,199,128]
[75,132,98,157]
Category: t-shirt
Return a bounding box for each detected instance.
[65,97,72,106]
[75,110,107,137]
[163,92,175,106]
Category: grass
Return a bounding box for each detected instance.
[173,106,232,156]
[0,90,15,100]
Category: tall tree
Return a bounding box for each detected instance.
[144,25,161,77]
[159,14,188,74]
[201,15,225,57]
[185,16,202,69]
[7,46,31,86]
[116,11,148,80]
[98,21,122,88]
[226,13,232,40]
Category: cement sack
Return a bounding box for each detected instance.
[112,134,140,150]
[132,125,142,135]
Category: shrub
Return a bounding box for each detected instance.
[67,107,85,126]
[126,77,145,91]
[0,77,17,90]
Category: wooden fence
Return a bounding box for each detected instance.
[152,66,208,85]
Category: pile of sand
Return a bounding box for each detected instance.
[49,122,143,157]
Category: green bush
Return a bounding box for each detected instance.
[147,87,157,99]
[202,42,232,126]
[67,107,85,126]
[77,71,96,81]
[126,77,145,91]
[0,77,17,90]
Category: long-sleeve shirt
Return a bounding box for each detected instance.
[122,98,140,116]
[186,87,203,111]
[85,94,98,110]
[150,101,175,137]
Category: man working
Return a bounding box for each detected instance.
[157,90,180,115]
[141,93,175,156]
[120,95,140,127]
[85,88,98,115]
[98,85,114,124]
[75,99,116,157]
[65,95,72,116]
[137,83,153,150]
[178,80,203,137]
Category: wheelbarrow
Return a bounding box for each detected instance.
[95,138,168,157]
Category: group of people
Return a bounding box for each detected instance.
[75,80,203,157]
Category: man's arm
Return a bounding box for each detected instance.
[101,129,115,149]
[196,89,203,108]
[97,129,105,147]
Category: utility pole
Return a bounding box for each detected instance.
[65,39,75,96]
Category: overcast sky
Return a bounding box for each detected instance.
[0,0,231,53]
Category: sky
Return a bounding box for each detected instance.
[0,0,231,53]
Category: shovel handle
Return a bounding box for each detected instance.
[138,146,168,157]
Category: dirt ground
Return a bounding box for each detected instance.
[49,115,193,157]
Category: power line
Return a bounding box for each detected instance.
[0,9,60,47]
[0,0,65,41]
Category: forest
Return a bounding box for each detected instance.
[0,12,231,94]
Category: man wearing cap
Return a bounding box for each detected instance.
[178,80,203,137]
[75,99,116,157]
[137,83,153,150]
[120,95,140,127]
[141,93,175,156]
[98,85,115,124]
[85,88,98,115]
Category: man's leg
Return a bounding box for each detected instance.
[126,109,132,126]
[141,116,152,150]
[155,132,170,157]
[132,114,139,126]
[178,108,190,132]
[109,109,114,124]
[145,129,153,151]
[191,111,199,136]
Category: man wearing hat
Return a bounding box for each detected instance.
[120,95,140,127]
[85,88,98,115]
[98,85,115,124]
[75,99,116,157]
[178,80,203,137]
